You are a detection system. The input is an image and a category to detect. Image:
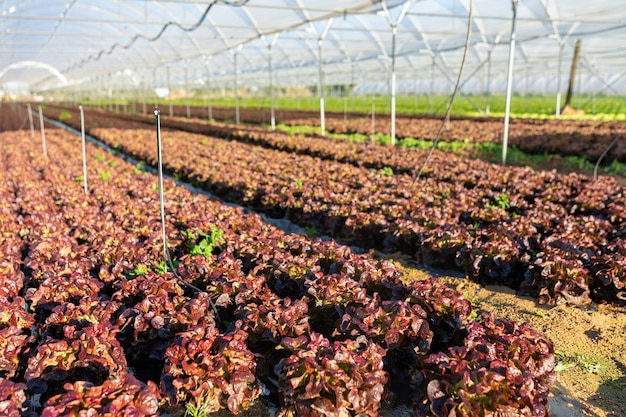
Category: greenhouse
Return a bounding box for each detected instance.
[0,1,626,416]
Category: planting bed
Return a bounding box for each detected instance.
[89,103,626,164]
[0,108,560,416]
[42,105,626,308]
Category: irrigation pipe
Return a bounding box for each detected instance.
[413,0,473,183]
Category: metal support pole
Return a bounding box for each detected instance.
[154,107,169,262]
[185,60,190,118]
[167,66,173,117]
[152,68,158,106]
[371,101,376,144]
[38,105,47,157]
[351,61,356,112]
[27,103,35,140]
[556,42,565,118]
[429,56,435,114]
[204,57,213,120]
[269,45,276,130]
[486,49,492,115]
[318,39,326,136]
[79,105,88,194]
[142,74,147,114]
[502,0,518,165]
[234,51,240,125]
[390,24,397,146]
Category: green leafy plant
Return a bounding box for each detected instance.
[134,160,146,174]
[184,390,216,417]
[131,264,149,276]
[183,227,224,258]
[304,226,319,238]
[94,153,106,162]
[555,351,605,374]
[153,260,166,276]
[58,110,72,121]
[487,193,510,210]
[99,170,111,181]
[380,166,393,176]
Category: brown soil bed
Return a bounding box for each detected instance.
[396,260,626,417]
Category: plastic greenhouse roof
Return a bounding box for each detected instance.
[2,0,626,95]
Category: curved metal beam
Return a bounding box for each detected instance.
[0,60,67,84]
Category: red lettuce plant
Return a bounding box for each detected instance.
[25,324,127,398]
[0,297,34,378]
[404,278,472,348]
[276,332,387,417]
[26,272,104,310]
[161,325,261,414]
[237,295,310,344]
[0,378,27,417]
[417,313,556,417]
[338,296,433,352]
[42,373,160,417]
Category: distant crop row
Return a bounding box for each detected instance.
[42,105,626,307]
[0,113,556,415]
[47,103,626,170]
[62,103,626,164]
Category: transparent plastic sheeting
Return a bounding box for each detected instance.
[1,0,626,95]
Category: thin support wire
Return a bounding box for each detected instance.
[594,133,622,181]
[413,0,473,183]
[154,107,223,327]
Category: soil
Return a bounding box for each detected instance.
[396,260,626,417]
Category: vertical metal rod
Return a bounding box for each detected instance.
[486,49,492,115]
[350,61,355,112]
[234,52,240,124]
[27,103,35,140]
[390,24,397,146]
[185,60,190,118]
[371,101,376,144]
[154,107,169,262]
[38,105,47,157]
[205,58,213,120]
[413,66,418,113]
[318,39,326,136]
[167,66,173,117]
[269,46,276,130]
[502,0,518,166]
[429,56,435,114]
[152,68,158,106]
[79,105,88,194]
[142,75,147,114]
[556,42,564,118]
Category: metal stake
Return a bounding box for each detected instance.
[38,105,47,157]
[27,103,35,140]
[502,0,518,165]
[153,105,222,326]
[79,105,88,194]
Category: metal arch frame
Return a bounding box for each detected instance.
[28,1,171,90]
[0,61,68,85]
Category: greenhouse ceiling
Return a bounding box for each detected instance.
[1,0,626,96]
